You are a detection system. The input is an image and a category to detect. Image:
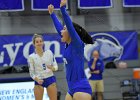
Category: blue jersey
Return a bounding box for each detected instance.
[88,58,104,80]
[51,6,86,82]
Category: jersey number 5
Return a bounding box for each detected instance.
[42,63,46,70]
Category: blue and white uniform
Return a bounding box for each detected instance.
[28,50,58,88]
[50,6,92,96]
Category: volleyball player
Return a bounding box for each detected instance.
[48,0,93,99]
[28,34,58,100]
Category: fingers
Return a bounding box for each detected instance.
[47,65,53,68]
[38,80,44,85]
[47,65,56,71]
[48,4,54,8]
[94,57,97,61]
[60,0,67,7]
[48,4,54,14]
[48,0,67,12]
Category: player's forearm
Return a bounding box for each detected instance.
[91,62,96,69]
[34,77,40,82]
[90,70,100,74]
[29,70,38,80]
[47,65,58,71]
[60,6,82,44]
[50,13,63,36]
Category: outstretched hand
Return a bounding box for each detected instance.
[48,4,54,14]
[47,65,55,71]
[37,79,44,85]
[60,0,67,7]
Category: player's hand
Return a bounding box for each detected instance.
[60,0,67,7]
[47,65,55,71]
[37,79,44,85]
[48,4,54,14]
[94,57,97,62]
[93,70,100,74]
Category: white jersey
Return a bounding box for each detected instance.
[28,50,58,80]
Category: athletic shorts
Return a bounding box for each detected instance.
[89,80,104,92]
[68,78,92,97]
[35,76,56,88]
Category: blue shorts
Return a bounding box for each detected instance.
[35,76,56,88]
[68,78,92,97]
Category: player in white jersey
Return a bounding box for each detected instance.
[28,34,58,100]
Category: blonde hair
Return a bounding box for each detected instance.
[32,34,44,45]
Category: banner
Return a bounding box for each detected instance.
[123,0,140,7]
[31,0,65,11]
[0,34,64,67]
[0,0,24,12]
[84,31,138,61]
[0,81,49,100]
[0,31,138,67]
[78,0,112,9]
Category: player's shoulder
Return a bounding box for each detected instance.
[44,50,53,55]
[29,53,36,58]
[28,53,36,62]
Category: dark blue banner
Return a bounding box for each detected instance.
[32,0,63,10]
[0,0,24,12]
[0,31,138,67]
[84,31,138,61]
[123,0,140,7]
[0,34,65,67]
[78,0,112,9]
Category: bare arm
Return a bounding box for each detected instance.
[90,70,100,74]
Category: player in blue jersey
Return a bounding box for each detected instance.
[48,0,93,100]
[88,50,104,100]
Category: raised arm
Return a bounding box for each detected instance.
[60,0,82,45]
[48,4,63,37]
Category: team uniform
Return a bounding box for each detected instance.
[50,6,92,96]
[88,58,104,92]
[28,50,58,88]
